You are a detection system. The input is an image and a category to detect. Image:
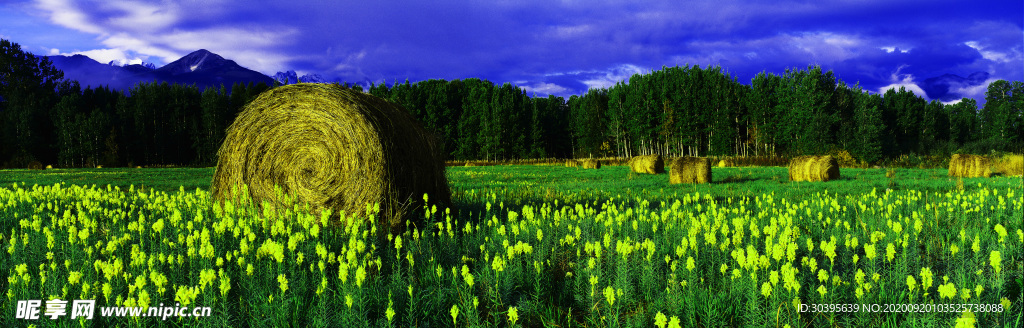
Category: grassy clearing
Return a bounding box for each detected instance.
[1,166,1022,327]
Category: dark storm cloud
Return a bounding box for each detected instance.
[12,0,1024,101]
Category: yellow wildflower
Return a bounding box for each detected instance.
[655,312,667,328]
[508,306,519,325]
[989,251,1002,274]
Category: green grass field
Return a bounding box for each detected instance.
[3,165,1016,204]
[2,165,1022,327]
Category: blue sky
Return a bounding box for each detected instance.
[1,0,1021,103]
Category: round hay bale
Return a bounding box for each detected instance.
[95,165,103,169]
[628,155,664,174]
[670,157,711,184]
[994,154,1023,176]
[28,161,43,170]
[581,159,601,169]
[45,164,53,169]
[212,83,450,234]
[464,162,478,167]
[948,154,992,178]
[717,159,729,168]
[565,160,580,168]
[787,155,840,182]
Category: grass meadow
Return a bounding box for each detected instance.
[1,164,1022,327]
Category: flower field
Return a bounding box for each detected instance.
[1,166,1022,327]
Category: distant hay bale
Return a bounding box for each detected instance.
[96,165,103,169]
[28,161,43,170]
[948,154,992,178]
[717,159,734,168]
[581,159,601,169]
[992,154,1023,177]
[465,162,478,167]
[670,157,712,184]
[45,165,53,169]
[629,155,665,174]
[212,83,450,234]
[565,160,580,168]
[788,156,840,182]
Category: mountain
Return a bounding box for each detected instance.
[273,70,326,84]
[47,49,274,92]
[274,70,298,85]
[151,49,275,89]
[47,54,145,90]
[299,73,324,83]
[920,72,990,102]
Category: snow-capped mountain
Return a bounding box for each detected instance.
[47,49,274,92]
[273,70,327,84]
[158,49,229,75]
[273,70,298,85]
[299,73,325,83]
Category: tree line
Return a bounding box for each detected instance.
[2,38,1022,168]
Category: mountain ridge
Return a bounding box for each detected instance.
[47,49,274,92]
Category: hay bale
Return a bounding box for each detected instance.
[788,156,840,182]
[670,157,712,184]
[581,159,601,169]
[464,162,478,167]
[992,154,1023,177]
[948,154,992,178]
[212,83,450,234]
[28,161,43,170]
[629,155,665,174]
[45,165,53,169]
[565,160,580,168]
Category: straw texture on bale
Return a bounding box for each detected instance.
[581,159,601,169]
[629,155,665,174]
[717,159,731,168]
[27,161,43,170]
[994,154,1023,176]
[787,156,840,182]
[565,160,580,168]
[670,157,712,184]
[948,154,992,178]
[212,83,450,234]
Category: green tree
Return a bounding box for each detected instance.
[852,93,885,164]
[981,80,1014,150]
[0,38,65,167]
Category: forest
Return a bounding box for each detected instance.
[2,38,1023,168]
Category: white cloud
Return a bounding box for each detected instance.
[547,24,593,39]
[576,64,647,89]
[331,50,370,77]
[34,0,105,34]
[65,48,147,65]
[950,77,1001,101]
[880,46,910,54]
[876,65,928,99]
[30,0,298,74]
[788,32,864,63]
[965,41,1014,63]
[520,82,569,96]
[48,48,59,55]
[104,1,179,32]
